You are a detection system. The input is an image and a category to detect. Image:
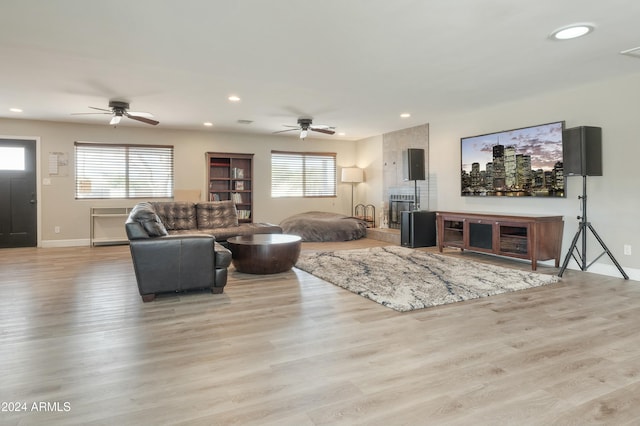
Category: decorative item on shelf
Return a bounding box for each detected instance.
[235,181,244,190]
[232,192,243,204]
[379,203,389,229]
[232,168,244,179]
[341,167,363,216]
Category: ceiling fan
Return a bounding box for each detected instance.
[274,118,335,139]
[72,100,159,126]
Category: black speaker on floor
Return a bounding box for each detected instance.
[562,126,603,176]
[403,148,425,181]
[401,210,436,248]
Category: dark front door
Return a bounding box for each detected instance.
[0,139,37,248]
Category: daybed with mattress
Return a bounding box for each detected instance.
[279,211,367,242]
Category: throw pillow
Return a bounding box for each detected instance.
[130,203,169,237]
[141,214,169,237]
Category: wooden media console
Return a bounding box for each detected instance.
[436,211,564,270]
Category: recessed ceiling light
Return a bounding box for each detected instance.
[338,132,346,136]
[203,122,213,127]
[228,95,241,102]
[400,113,411,118]
[549,24,594,40]
[9,108,23,113]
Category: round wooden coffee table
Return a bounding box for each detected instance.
[227,234,302,274]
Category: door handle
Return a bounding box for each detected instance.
[29,193,37,204]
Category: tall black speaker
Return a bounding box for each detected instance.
[562,126,602,176]
[403,148,425,181]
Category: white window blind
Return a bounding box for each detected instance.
[271,150,336,198]
[75,142,174,199]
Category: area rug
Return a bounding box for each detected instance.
[294,246,559,312]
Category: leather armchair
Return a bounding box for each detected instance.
[125,203,232,302]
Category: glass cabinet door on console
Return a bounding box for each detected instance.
[442,218,465,248]
[498,223,530,258]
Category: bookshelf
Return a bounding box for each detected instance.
[206,152,254,222]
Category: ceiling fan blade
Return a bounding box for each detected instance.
[309,124,334,130]
[311,127,336,135]
[89,106,113,112]
[126,114,159,125]
[272,128,299,134]
[282,124,300,128]
[71,112,111,115]
[127,111,154,118]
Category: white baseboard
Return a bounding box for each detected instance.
[461,256,638,282]
[40,239,90,248]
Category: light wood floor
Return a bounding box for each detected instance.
[1,239,639,425]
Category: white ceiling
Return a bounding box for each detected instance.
[1,0,639,140]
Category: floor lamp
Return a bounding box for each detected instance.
[341,167,363,216]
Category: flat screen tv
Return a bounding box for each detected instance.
[461,121,565,197]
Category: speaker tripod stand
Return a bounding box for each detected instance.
[558,175,628,279]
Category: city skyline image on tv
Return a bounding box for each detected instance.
[461,121,565,197]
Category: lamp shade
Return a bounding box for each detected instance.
[341,167,363,183]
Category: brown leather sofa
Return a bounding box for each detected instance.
[150,200,282,244]
[125,201,282,302]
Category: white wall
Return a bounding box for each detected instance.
[0,119,358,246]
[354,134,384,215]
[429,71,640,279]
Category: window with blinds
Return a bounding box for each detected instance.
[271,150,336,197]
[75,142,174,199]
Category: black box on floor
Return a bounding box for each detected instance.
[401,210,436,248]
